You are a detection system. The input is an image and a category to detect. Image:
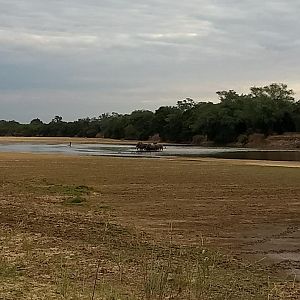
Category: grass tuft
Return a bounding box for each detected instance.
[64,196,86,205]
[0,257,21,278]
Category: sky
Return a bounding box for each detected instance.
[0,0,300,123]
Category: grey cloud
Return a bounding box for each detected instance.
[0,0,299,122]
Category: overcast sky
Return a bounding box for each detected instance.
[0,0,299,122]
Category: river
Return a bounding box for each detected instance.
[0,143,299,161]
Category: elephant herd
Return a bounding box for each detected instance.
[136,142,164,152]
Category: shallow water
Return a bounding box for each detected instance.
[0,143,299,161]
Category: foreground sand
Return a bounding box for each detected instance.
[0,152,299,299]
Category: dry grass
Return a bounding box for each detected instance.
[0,152,299,299]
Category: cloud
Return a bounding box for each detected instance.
[0,0,299,122]
[0,29,99,50]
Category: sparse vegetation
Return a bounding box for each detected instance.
[0,257,20,279]
[39,183,92,196]
[64,196,86,205]
[0,153,299,299]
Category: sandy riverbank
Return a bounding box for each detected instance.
[0,136,136,145]
[0,152,299,298]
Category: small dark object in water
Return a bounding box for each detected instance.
[136,142,163,152]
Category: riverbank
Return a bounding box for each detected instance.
[0,136,136,145]
[1,133,300,150]
[0,152,299,299]
[241,133,300,150]
[1,137,300,162]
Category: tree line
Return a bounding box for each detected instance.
[1,83,300,144]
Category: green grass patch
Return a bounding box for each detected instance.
[48,184,91,196]
[63,196,86,205]
[31,181,93,197]
[0,257,22,278]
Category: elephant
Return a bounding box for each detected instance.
[136,142,164,152]
[136,142,147,151]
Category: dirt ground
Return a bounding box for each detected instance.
[0,152,299,299]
